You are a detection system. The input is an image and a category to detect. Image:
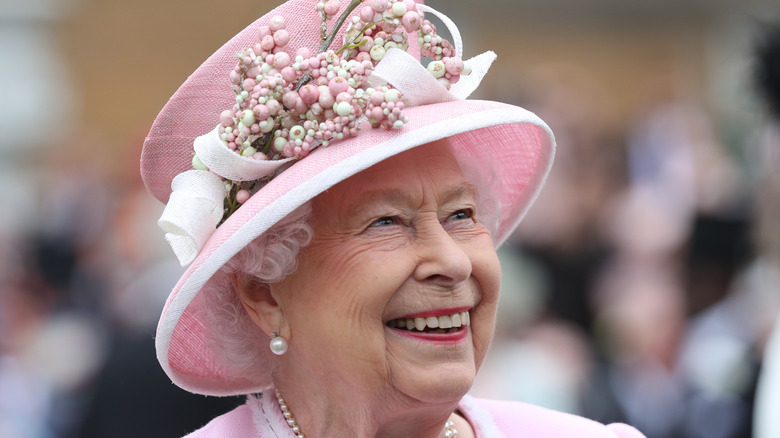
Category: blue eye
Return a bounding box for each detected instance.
[448,209,473,221]
[371,216,396,227]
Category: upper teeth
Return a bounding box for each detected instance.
[388,311,471,331]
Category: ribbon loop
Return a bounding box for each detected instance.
[158,170,226,266]
[194,127,295,182]
[369,4,496,105]
[418,4,463,59]
[449,51,497,100]
[370,48,455,106]
[370,49,496,106]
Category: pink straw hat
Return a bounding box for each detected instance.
[142,0,555,396]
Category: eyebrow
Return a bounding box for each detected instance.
[347,182,479,213]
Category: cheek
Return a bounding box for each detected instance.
[279,244,418,383]
[468,235,502,304]
[304,232,410,277]
[289,240,415,327]
[469,242,502,365]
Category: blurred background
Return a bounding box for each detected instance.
[1,0,779,437]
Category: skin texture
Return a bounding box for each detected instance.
[239,141,501,437]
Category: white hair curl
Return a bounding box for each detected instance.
[197,202,314,379]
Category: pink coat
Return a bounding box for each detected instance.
[183,392,646,437]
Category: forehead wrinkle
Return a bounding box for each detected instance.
[347,188,421,215]
[439,182,478,205]
[343,180,478,217]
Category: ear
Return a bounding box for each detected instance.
[233,275,290,339]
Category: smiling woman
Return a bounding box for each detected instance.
[258,144,498,412]
[140,0,646,436]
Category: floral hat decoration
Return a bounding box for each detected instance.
[142,0,555,396]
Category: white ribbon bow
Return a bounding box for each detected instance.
[160,130,296,266]
[158,170,226,266]
[159,3,496,267]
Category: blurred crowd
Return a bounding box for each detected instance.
[471,22,780,438]
[1,1,779,438]
[0,118,245,436]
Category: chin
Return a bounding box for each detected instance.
[384,324,490,406]
[398,361,477,405]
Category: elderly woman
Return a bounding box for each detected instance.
[141,0,646,436]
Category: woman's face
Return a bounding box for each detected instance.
[272,141,501,405]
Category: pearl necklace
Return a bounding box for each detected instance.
[275,390,459,437]
[443,420,459,437]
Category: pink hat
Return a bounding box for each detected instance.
[142,0,555,396]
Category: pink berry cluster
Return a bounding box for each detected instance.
[219,39,379,160]
[204,0,471,219]
[343,0,468,89]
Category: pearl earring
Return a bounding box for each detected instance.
[269,331,288,355]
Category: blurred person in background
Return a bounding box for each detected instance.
[580,82,760,438]
[471,69,617,415]
[0,0,107,434]
[0,126,242,437]
[0,239,104,438]
[752,21,780,438]
[587,260,689,438]
[0,267,58,438]
[0,137,112,437]
[73,136,243,438]
[505,14,763,435]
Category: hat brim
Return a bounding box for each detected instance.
[154,100,554,396]
[141,0,555,396]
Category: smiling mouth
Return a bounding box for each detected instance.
[386,311,471,334]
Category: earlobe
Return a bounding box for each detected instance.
[233,275,289,339]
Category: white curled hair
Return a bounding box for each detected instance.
[198,202,313,380]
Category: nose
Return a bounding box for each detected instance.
[412,220,472,287]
